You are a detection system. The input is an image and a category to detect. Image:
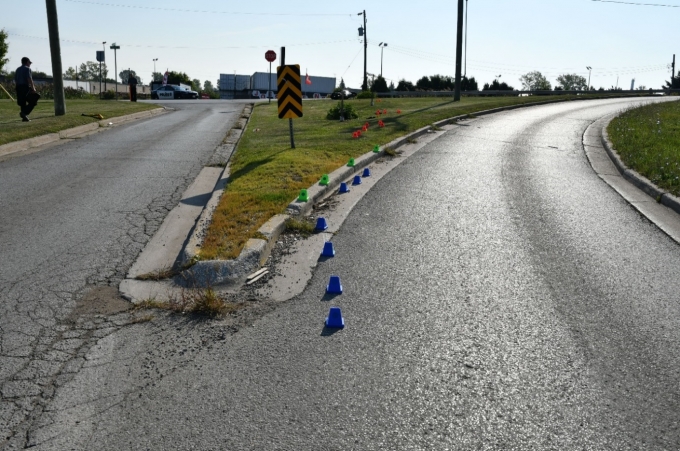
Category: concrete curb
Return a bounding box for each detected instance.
[0,107,167,158]
[184,96,630,286]
[601,117,680,216]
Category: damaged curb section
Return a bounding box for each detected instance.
[179,98,607,287]
[601,117,680,215]
[0,107,167,157]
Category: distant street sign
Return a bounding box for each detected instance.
[265,50,277,63]
[96,51,105,62]
[277,64,302,119]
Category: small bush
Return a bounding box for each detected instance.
[101,90,116,100]
[326,102,359,120]
[286,217,316,236]
[356,91,374,99]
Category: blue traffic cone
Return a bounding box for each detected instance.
[362,167,371,177]
[339,182,350,193]
[352,175,362,185]
[326,275,343,294]
[321,241,335,257]
[325,307,345,329]
[315,217,328,231]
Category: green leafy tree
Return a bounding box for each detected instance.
[388,81,395,91]
[64,67,77,79]
[483,79,514,91]
[556,73,588,90]
[0,29,9,74]
[460,75,478,91]
[166,71,191,86]
[519,71,551,91]
[370,75,389,92]
[416,76,431,90]
[396,79,414,91]
[664,71,680,89]
[203,80,215,92]
[119,69,141,84]
[79,61,109,81]
[191,78,201,91]
[151,72,163,82]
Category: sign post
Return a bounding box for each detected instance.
[277,62,302,149]
[265,50,277,104]
[96,50,105,99]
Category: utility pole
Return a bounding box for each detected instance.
[464,0,468,78]
[672,54,676,88]
[586,66,592,92]
[358,10,367,91]
[102,42,106,92]
[45,0,66,115]
[454,0,464,101]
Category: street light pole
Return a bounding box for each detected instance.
[586,66,592,91]
[153,58,158,85]
[379,42,387,78]
[102,42,106,92]
[110,43,120,100]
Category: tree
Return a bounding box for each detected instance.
[519,71,551,91]
[79,61,109,81]
[396,79,414,91]
[151,72,163,82]
[370,75,388,93]
[388,81,395,91]
[119,69,142,84]
[0,28,9,75]
[483,79,514,91]
[203,80,215,92]
[461,75,478,91]
[556,73,588,91]
[416,76,431,90]
[64,67,77,79]
[664,71,680,89]
[166,71,191,86]
[191,78,201,92]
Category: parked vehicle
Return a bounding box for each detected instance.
[330,90,357,100]
[151,85,199,100]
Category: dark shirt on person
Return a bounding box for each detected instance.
[128,76,138,87]
[15,65,32,85]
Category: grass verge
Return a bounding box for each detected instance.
[137,288,243,317]
[0,98,158,146]
[607,100,680,197]
[201,94,654,260]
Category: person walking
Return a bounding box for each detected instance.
[15,57,36,122]
[128,73,138,102]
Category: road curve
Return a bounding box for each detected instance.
[18,97,680,450]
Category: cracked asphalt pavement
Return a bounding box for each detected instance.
[0,99,246,448]
[3,97,680,450]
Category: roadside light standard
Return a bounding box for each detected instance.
[102,41,106,92]
[358,10,367,91]
[153,58,158,83]
[379,42,388,78]
[586,66,592,91]
[110,43,120,100]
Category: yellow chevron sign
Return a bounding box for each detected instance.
[277,64,303,119]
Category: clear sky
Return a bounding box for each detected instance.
[2,0,678,90]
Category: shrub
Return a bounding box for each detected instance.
[326,102,359,120]
[101,89,116,100]
[64,87,94,99]
[356,90,374,99]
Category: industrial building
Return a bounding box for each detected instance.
[219,72,336,99]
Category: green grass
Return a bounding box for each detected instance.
[608,100,680,197]
[0,99,158,146]
[199,94,654,260]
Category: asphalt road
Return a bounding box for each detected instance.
[5,97,680,450]
[0,100,246,448]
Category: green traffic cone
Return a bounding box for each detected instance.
[373,145,380,153]
[320,174,330,186]
[298,189,309,202]
[347,158,355,167]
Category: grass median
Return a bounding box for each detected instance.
[607,99,680,197]
[0,99,158,146]
[202,94,646,261]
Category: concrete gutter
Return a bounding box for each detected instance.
[0,107,167,159]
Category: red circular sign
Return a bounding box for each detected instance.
[265,50,277,63]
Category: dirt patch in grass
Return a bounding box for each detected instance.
[608,100,680,197]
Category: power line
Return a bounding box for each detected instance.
[591,0,680,7]
[64,0,353,16]
[8,33,354,50]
